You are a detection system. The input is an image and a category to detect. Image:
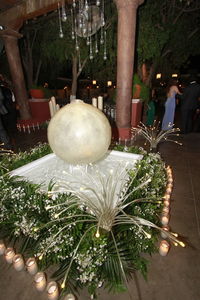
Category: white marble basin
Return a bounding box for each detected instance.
[11,150,143,196]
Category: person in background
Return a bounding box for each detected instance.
[146,88,156,126]
[0,74,17,148]
[0,84,11,149]
[180,75,200,134]
[161,80,181,130]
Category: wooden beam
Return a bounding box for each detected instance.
[0,0,72,29]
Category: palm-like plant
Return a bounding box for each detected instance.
[40,165,183,292]
[131,121,182,152]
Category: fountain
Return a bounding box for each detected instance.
[11,100,142,197]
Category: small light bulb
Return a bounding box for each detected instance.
[95,230,100,238]
[61,282,65,289]
[39,255,43,260]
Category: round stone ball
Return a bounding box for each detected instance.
[47,100,111,164]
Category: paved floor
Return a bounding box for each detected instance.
[0,129,200,300]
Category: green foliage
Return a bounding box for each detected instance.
[137,0,200,81]
[133,74,150,102]
[0,144,167,298]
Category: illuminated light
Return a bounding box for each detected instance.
[61,282,65,289]
[172,73,178,78]
[171,232,178,237]
[64,86,68,90]
[95,230,100,238]
[173,242,178,247]
[179,241,186,248]
[54,214,59,219]
[92,80,97,85]
[146,233,151,239]
[156,73,162,79]
[39,255,43,260]
[107,80,112,87]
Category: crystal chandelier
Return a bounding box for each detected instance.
[57,0,107,71]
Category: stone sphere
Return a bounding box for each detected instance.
[47,100,111,164]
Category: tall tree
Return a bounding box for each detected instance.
[136,0,200,86]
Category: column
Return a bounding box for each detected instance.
[114,0,144,140]
[2,29,31,120]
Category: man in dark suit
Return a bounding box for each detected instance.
[180,76,200,133]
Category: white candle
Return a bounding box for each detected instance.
[159,240,170,256]
[56,104,60,112]
[26,257,38,275]
[92,97,97,107]
[46,281,59,300]
[0,240,6,255]
[161,213,169,226]
[163,194,170,201]
[51,97,56,109]
[161,226,170,239]
[49,101,54,118]
[162,206,170,214]
[13,254,25,271]
[98,96,103,110]
[34,272,47,292]
[64,294,76,300]
[164,200,170,207]
[168,176,173,184]
[4,247,15,264]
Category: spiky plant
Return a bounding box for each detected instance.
[131,121,182,151]
[39,165,184,292]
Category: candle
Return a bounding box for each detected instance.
[51,97,56,109]
[46,281,59,300]
[13,254,25,271]
[163,194,170,201]
[161,226,170,238]
[26,257,38,275]
[159,240,170,256]
[0,240,6,255]
[49,101,54,118]
[162,206,170,214]
[97,96,103,110]
[92,97,97,107]
[34,272,47,292]
[161,213,169,226]
[167,177,173,184]
[64,294,76,300]
[56,104,60,112]
[4,247,15,264]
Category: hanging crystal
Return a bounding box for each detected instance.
[61,0,67,22]
[101,0,105,27]
[96,0,100,6]
[86,36,90,46]
[78,51,82,73]
[71,9,75,40]
[75,33,79,51]
[103,30,107,60]
[58,2,64,38]
[89,36,93,60]
[95,33,99,54]
[100,27,104,44]
[85,0,89,11]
